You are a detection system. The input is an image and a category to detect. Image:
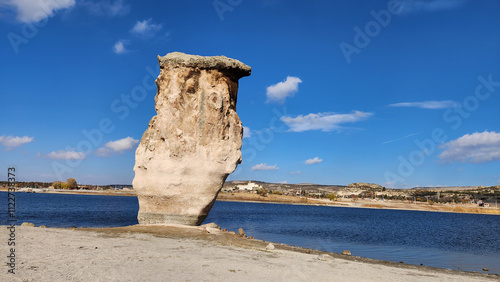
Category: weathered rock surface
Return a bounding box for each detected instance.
[342,250,352,256]
[202,222,223,235]
[266,243,275,251]
[133,52,251,226]
[238,227,246,237]
[201,222,221,230]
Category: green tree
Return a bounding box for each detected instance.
[67,178,78,189]
[53,181,62,189]
[257,188,268,197]
[61,182,69,189]
[327,193,336,201]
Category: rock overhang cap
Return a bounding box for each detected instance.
[157,52,251,79]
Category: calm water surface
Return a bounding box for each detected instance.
[2,192,499,274]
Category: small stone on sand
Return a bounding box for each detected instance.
[238,228,246,237]
[317,254,334,261]
[202,222,220,230]
[266,243,275,251]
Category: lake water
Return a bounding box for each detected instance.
[2,192,499,274]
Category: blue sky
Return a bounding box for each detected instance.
[1,0,499,187]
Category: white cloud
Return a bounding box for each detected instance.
[243,126,252,138]
[278,180,288,184]
[106,137,139,151]
[42,150,86,160]
[251,163,279,171]
[96,137,139,157]
[400,0,467,14]
[131,18,162,37]
[113,40,128,54]
[281,111,372,132]
[290,171,301,174]
[439,131,500,163]
[0,135,34,150]
[388,100,458,109]
[1,0,76,23]
[266,76,302,104]
[80,0,129,17]
[305,157,323,165]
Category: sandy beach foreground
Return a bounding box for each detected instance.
[2,225,497,281]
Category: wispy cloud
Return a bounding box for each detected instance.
[305,157,323,165]
[243,126,252,138]
[40,150,86,160]
[383,132,421,144]
[439,131,500,163]
[266,76,302,104]
[281,111,372,132]
[290,170,301,174]
[131,18,163,38]
[400,0,468,14]
[113,39,128,54]
[80,0,129,17]
[388,100,458,109]
[251,163,279,171]
[96,137,139,157]
[0,0,76,23]
[0,135,34,150]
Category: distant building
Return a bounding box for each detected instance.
[236,182,262,191]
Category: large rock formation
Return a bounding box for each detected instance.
[133,52,251,225]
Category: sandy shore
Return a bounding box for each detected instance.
[1,225,497,281]
[217,193,500,215]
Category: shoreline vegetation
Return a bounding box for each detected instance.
[2,186,499,215]
[2,225,498,281]
[217,193,500,215]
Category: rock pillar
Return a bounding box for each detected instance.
[133,52,251,225]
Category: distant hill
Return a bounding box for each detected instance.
[224,180,346,193]
[411,186,478,191]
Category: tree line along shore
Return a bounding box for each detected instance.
[1,180,499,215]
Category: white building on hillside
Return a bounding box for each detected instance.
[236,182,262,191]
